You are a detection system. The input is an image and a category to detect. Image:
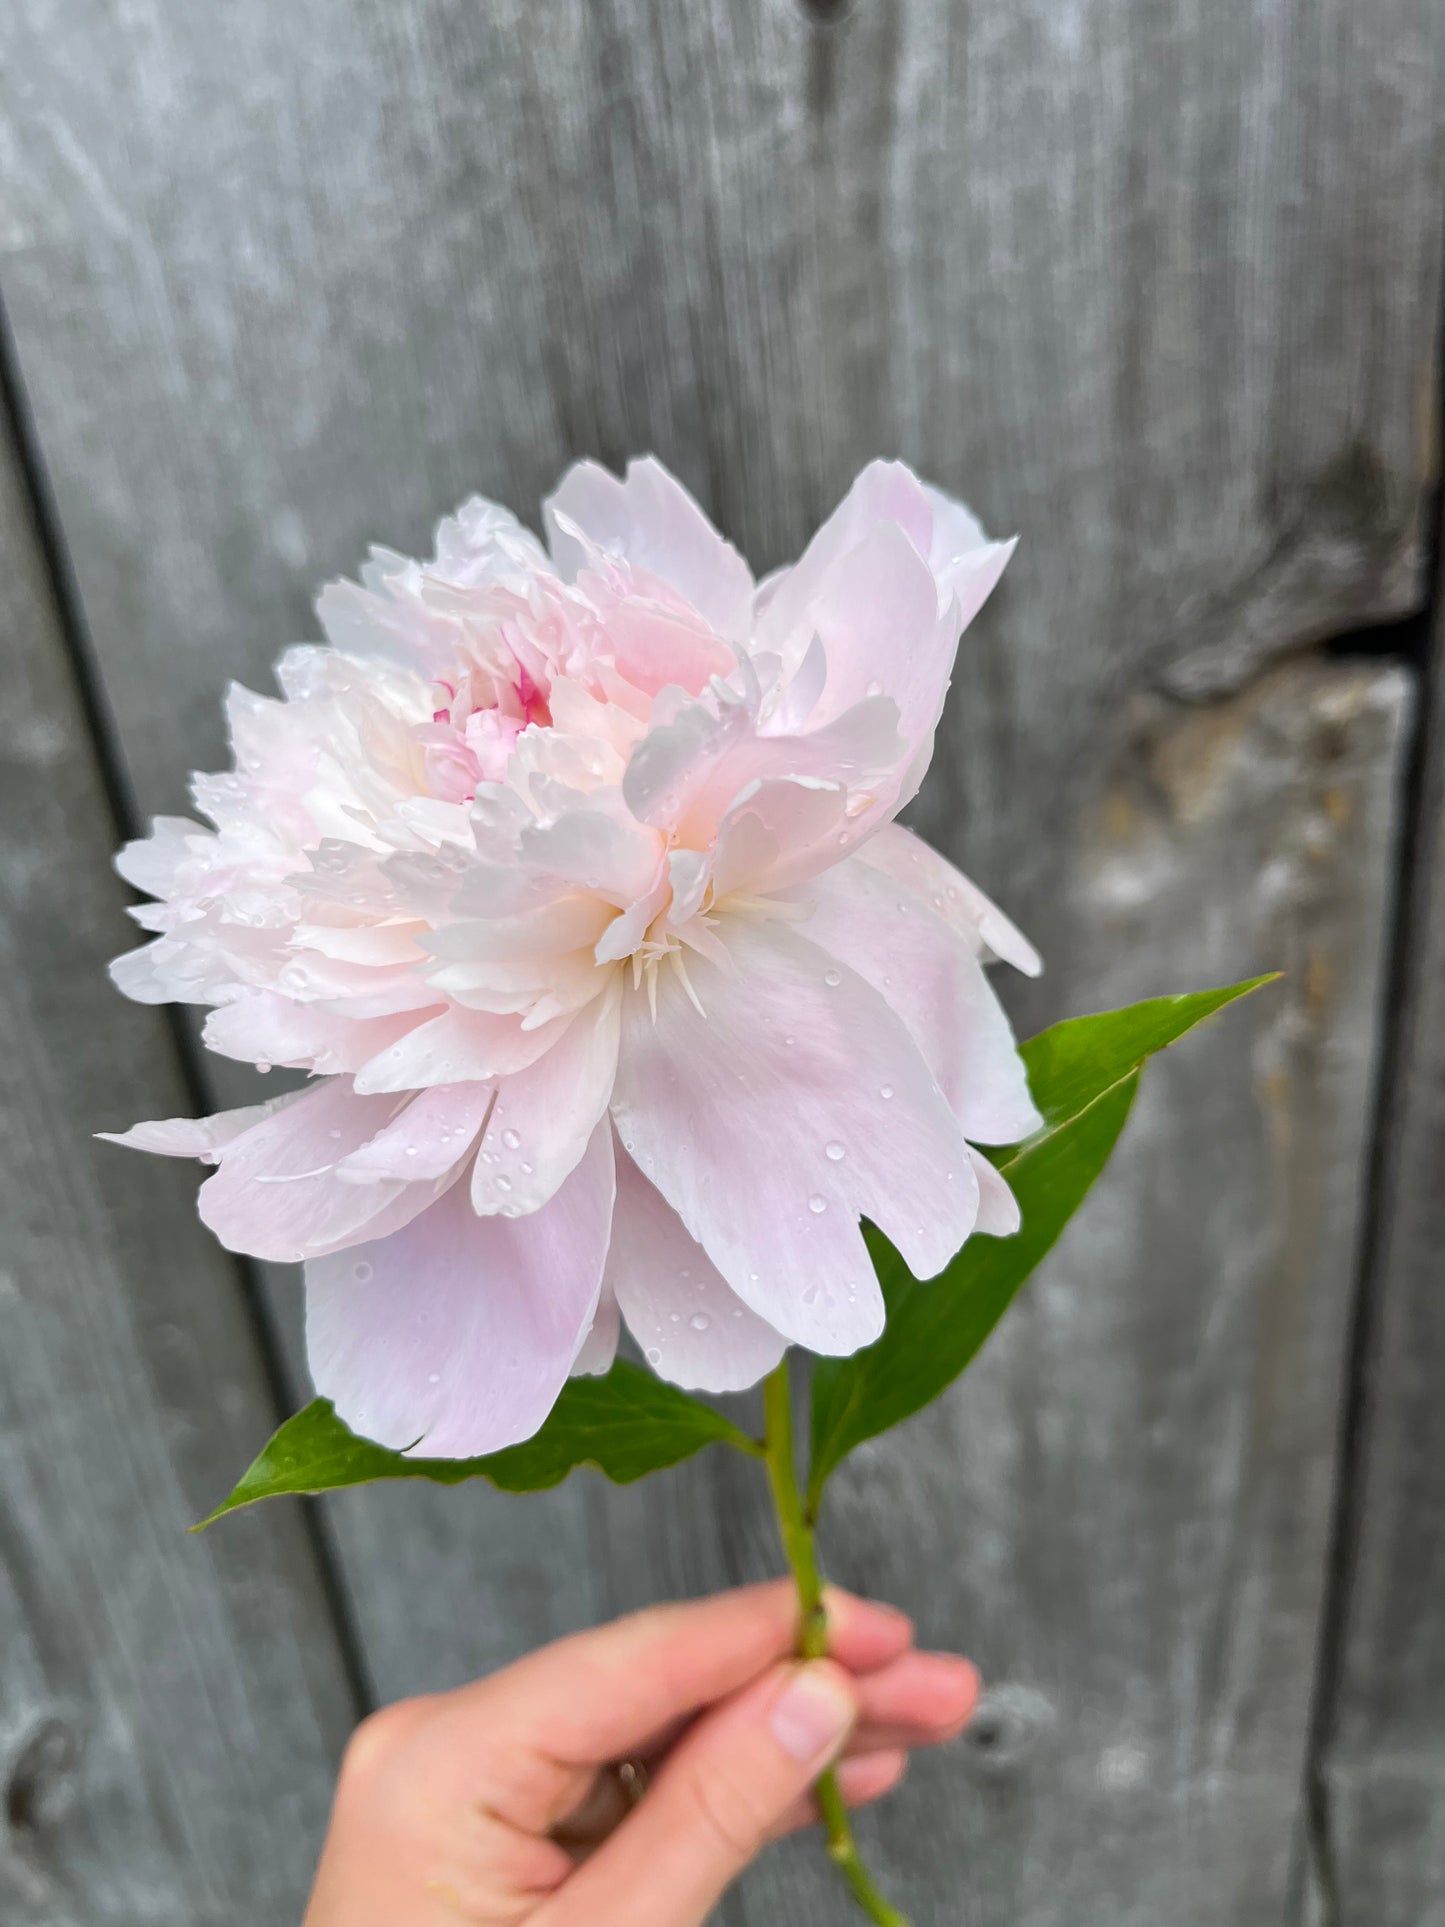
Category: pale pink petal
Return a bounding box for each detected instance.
[755,460,936,652]
[570,1286,621,1377]
[352,1007,573,1094]
[108,939,177,1004]
[711,777,848,900]
[202,992,420,1075]
[97,1091,304,1158]
[472,981,622,1215]
[607,600,737,698]
[610,920,977,1354]
[787,859,1041,1145]
[336,1083,496,1183]
[114,816,205,895]
[306,1123,615,1456]
[969,1146,1022,1236]
[856,821,1042,976]
[606,1144,787,1392]
[544,457,754,640]
[806,520,958,750]
[196,1078,459,1262]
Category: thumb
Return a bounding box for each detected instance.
[537,1659,858,1927]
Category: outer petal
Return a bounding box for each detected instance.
[711,778,849,901]
[305,1122,615,1456]
[196,1078,462,1262]
[352,1007,573,1094]
[787,859,1041,1145]
[807,520,961,750]
[570,1286,621,1378]
[606,1143,787,1392]
[968,1146,1022,1236]
[544,457,754,641]
[856,822,1042,977]
[336,1082,496,1183]
[472,980,622,1215]
[202,992,421,1075]
[97,1091,304,1158]
[610,920,977,1355]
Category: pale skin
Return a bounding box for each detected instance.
[303,1580,980,1926]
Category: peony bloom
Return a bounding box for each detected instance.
[103,458,1041,1456]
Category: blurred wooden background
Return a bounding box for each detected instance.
[1,3,1442,1922]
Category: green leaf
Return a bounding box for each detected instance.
[197,1360,759,1528]
[808,976,1276,1505]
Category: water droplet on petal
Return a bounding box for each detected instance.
[404,1145,418,1157]
[689,1312,711,1332]
[427,1372,440,1385]
[646,1346,662,1364]
[824,969,841,988]
[825,1141,846,1161]
[520,1160,534,1175]
[808,1194,828,1214]
[501,1127,522,1151]
[880,1084,895,1099]
[866,679,882,697]
[328,1129,342,1141]
[256,1061,272,1075]
[353,1262,373,1282]
[495,1174,512,1193]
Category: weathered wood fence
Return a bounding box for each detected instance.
[2,4,1442,1922]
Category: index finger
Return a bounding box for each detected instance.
[448,1580,912,1769]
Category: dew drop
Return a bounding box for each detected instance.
[689,1312,711,1332]
[880,1084,895,1099]
[748,1270,760,1284]
[520,1160,534,1175]
[866,678,883,697]
[680,1267,691,1279]
[646,1346,662,1364]
[328,1129,342,1141]
[784,1035,796,1047]
[824,969,841,988]
[495,1174,512,1193]
[825,1141,846,1162]
[256,1061,272,1075]
[808,1194,828,1214]
[404,1145,419,1157]
[427,1372,440,1385]
[353,1262,373,1282]
[501,1127,522,1151]
[669,1311,681,1323]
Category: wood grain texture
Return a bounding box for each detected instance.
[0,1,1439,1920]
[0,405,356,1920]
[1309,596,1445,1925]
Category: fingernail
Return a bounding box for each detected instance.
[770,1664,856,1764]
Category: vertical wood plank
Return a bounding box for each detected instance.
[1309,591,1445,1924]
[0,381,355,1922]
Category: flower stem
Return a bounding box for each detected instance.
[761,1362,911,1927]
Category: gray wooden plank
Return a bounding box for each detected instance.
[1308,599,1445,1923]
[0,4,1438,1923]
[0,392,356,1918]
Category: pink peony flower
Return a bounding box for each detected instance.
[103,459,1041,1456]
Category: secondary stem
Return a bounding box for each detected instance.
[761,1362,910,1927]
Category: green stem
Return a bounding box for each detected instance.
[761,1363,911,1927]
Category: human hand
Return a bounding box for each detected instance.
[302,1579,979,1926]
